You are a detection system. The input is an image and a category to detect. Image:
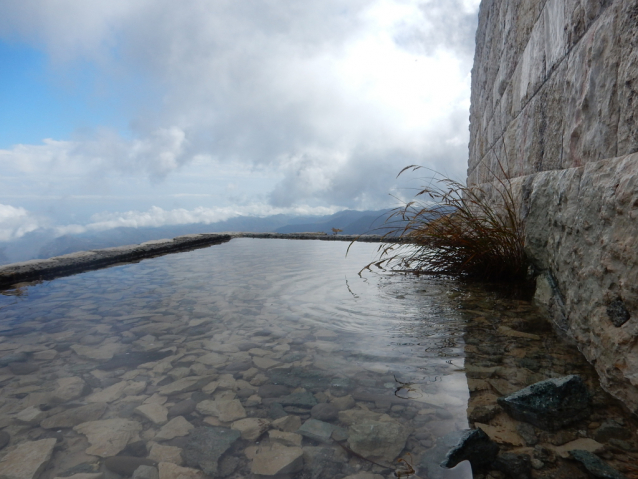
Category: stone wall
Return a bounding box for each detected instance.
[469,0,638,412]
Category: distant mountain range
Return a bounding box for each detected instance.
[0,208,403,265]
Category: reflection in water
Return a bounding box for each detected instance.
[0,239,634,478]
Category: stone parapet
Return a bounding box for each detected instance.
[0,232,399,289]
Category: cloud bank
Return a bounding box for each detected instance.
[0,204,43,242]
[0,0,479,240]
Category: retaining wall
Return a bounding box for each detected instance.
[470,0,638,411]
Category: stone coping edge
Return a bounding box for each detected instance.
[0,232,401,289]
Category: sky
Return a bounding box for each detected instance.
[0,0,480,243]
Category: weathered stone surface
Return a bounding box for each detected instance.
[492,452,532,479]
[342,474,385,479]
[104,457,156,476]
[548,438,605,459]
[347,419,410,462]
[149,444,183,465]
[302,446,346,479]
[569,449,627,479]
[268,430,302,447]
[74,419,143,457]
[310,402,339,421]
[497,375,590,430]
[298,418,342,443]
[71,343,123,360]
[183,427,240,477]
[338,409,383,426]
[196,399,246,422]
[9,362,39,375]
[168,399,196,418]
[158,462,204,479]
[272,415,301,432]
[251,446,303,476]
[155,416,194,441]
[52,376,89,402]
[15,406,47,425]
[53,474,103,479]
[0,430,10,450]
[41,403,107,429]
[441,428,499,470]
[258,384,291,398]
[0,234,232,289]
[98,350,174,371]
[475,422,524,447]
[468,0,638,414]
[135,404,168,425]
[86,381,128,403]
[0,438,57,479]
[330,394,355,410]
[276,391,317,408]
[594,420,632,443]
[158,376,215,396]
[231,417,270,440]
[132,465,159,479]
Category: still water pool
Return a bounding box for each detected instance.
[0,239,635,479]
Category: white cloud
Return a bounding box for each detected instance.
[0,0,479,215]
[0,204,43,241]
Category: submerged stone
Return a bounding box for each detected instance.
[41,403,107,429]
[492,452,532,479]
[570,450,627,479]
[298,418,343,443]
[250,446,303,476]
[347,419,410,463]
[98,350,174,371]
[497,375,590,430]
[277,391,317,408]
[104,456,157,476]
[441,428,499,470]
[268,367,332,390]
[183,427,240,477]
[0,438,57,479]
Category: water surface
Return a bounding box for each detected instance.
[0,239,635,479]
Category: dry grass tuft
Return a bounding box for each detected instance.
[361,165,528,281]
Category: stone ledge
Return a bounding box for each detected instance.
[0,232,400,289]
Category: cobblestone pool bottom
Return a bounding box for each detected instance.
[0,239,635,479]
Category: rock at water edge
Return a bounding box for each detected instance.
[497,375,590,430]
[0,438,57,479]
[570,450,628,479]
[441,428,499,470]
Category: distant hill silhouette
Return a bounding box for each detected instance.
[274,209,394,235]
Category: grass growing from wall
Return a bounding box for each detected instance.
[361,166,528,282]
